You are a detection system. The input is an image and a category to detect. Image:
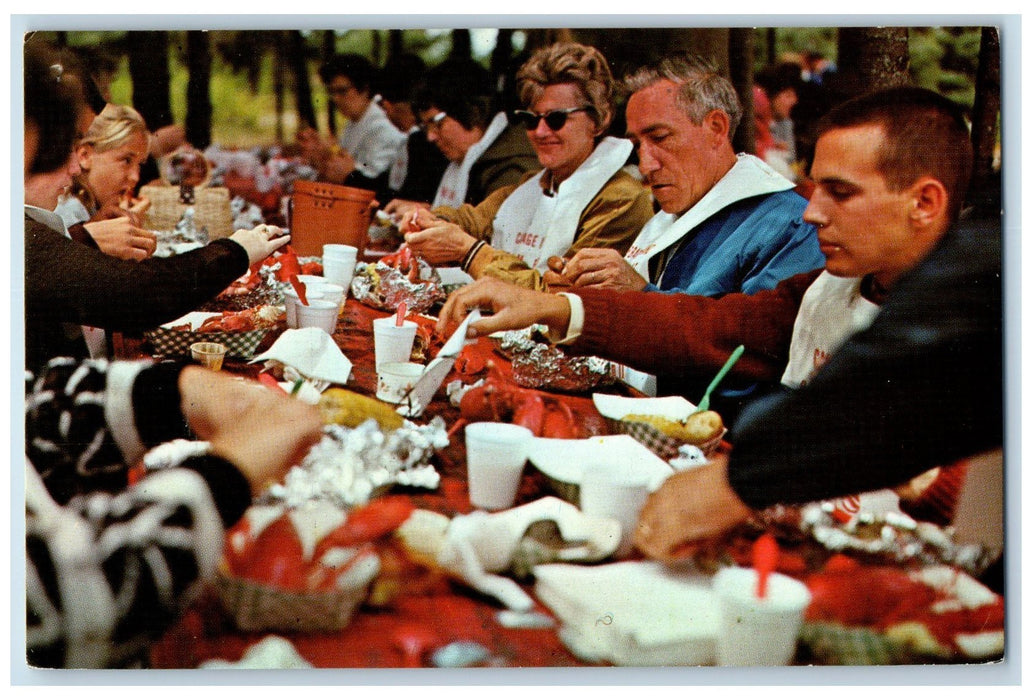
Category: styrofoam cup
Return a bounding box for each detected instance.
[284,288,324,329]
[372,316,418,369]
[302,278,345,314]
[713,566,812,666]
[295,298,339,335]
[578,463,651,558]
[376,362,425,404]
[465,422,534,511]
[322,245,358,290]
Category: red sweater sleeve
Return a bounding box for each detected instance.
[567,270,821,385]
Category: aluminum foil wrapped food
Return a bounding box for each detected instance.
[498,328,614,393]
[796,501,999,577]
[350,259,446,314]
[264,418,448,508]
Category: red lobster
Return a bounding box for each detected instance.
[457,361,590,439]
[380,245,422,283]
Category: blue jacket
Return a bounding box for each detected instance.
[645,189,824,296]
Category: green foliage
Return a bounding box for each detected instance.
[53,27,989,147]
[909,27,981,108]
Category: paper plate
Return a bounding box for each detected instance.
[527,434,674,504]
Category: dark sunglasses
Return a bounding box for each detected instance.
[512,106,593,131]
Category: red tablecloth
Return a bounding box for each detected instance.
[146,298,609,668]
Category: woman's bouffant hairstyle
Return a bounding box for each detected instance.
[24,41,82,176]
[516,42,617,134]
[624,53,743,139]
[70,103,150,213]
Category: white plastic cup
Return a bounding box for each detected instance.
[376,362,425,404]
[322,244,358,290]
[302,278,345,314]
[578,463,651,558]
[284,288,324,329]
[372,316,418,369]
[465,422,534,511]
[712,566,812,666]
[295,298,340,335]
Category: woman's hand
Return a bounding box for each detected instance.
[403,220,477,266]
[383,199,432,226]
[229,224,291,266]
[178,367,324,496]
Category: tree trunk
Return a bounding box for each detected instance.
[450,29,472,59]
[970,26,1001,211]
[836,27,911,98]
[291,30,316,134]
[185,31,212,150]
[729,27,755,155]
[322,31,336,135]
[388,29,404,62]
[128,30,173,130]
[492,29,518,113]
[766,28,777,66]
[274,33,286,143]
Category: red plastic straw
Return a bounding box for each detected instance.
[753,532,780,600]
[395,301,407,326]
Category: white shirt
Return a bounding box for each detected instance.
[339,101,406,180]
[780,271,882,388]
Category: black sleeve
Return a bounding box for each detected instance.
[727,217,1003,509]
[25,221,249,334]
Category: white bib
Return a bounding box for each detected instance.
[780,272,881,388]
[624,154,795,281]
[489,137,633,272]
[387,128,416,192]
[432,112,509,208]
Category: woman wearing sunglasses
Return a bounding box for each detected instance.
[401,42,654,290]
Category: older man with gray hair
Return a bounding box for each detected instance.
[551,53,823,298]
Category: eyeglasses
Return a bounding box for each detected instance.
[512,106,592,132]
[420,111,448,133]
[328,83,356,96]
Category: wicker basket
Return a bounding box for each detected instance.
[140,184,234,239]
[215,556,380,632]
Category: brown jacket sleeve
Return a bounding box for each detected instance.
[568,270,822,384]
[462,171,655,291]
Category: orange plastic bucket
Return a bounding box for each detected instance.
[289,180,377,257]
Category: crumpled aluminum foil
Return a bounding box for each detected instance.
[498,329,613,393]
[264,418,448,508]
[797,502,1000,577]
[350,260,446,314]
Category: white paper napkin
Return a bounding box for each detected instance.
[395,310,480,418]
[533,561,719,666]
[592,393,697,421]
[527,434,675,492]
[405,497,621,612]
[250,327,353,386]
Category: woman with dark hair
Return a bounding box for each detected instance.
[385,56,540,215]
[396,43,653,290]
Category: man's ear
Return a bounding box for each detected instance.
[909,176,949,228]
[76,142,94,172]
[703,109,731,143]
